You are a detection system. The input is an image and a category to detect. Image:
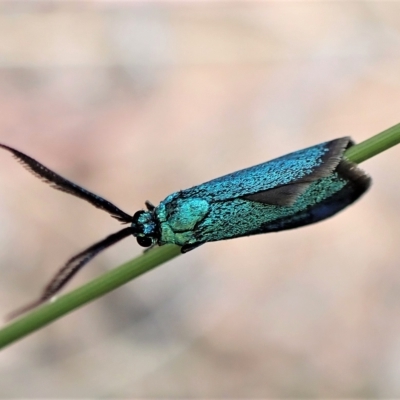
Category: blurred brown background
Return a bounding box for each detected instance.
[0,1,399,397]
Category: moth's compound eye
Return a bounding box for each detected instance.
[133,210,145,220]
[137,236,153,247]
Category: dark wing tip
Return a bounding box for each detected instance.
[304,137,352,181]
[336,157,372,193]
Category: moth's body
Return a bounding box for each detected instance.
[134,138,369,252]
[0,137,370,317]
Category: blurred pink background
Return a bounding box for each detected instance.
[0,1,400,397]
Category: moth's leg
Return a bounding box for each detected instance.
[145,200,155,211]
[143,243,158,253]
[181,243,203,253]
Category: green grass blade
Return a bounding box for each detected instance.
[0,122,399,350]
[345,122,400,163]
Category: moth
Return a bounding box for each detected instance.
[0,137,370,316]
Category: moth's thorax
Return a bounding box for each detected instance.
[156,193,209,246]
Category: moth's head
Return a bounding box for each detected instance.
[131,210,158,248]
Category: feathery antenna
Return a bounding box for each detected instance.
[7,227,133,320]
[0,144,133,223]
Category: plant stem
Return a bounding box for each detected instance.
[0,245,180,349]
[1,122,400,350]
[345,122,400,163]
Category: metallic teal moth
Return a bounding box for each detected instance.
[0,137,370,316]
